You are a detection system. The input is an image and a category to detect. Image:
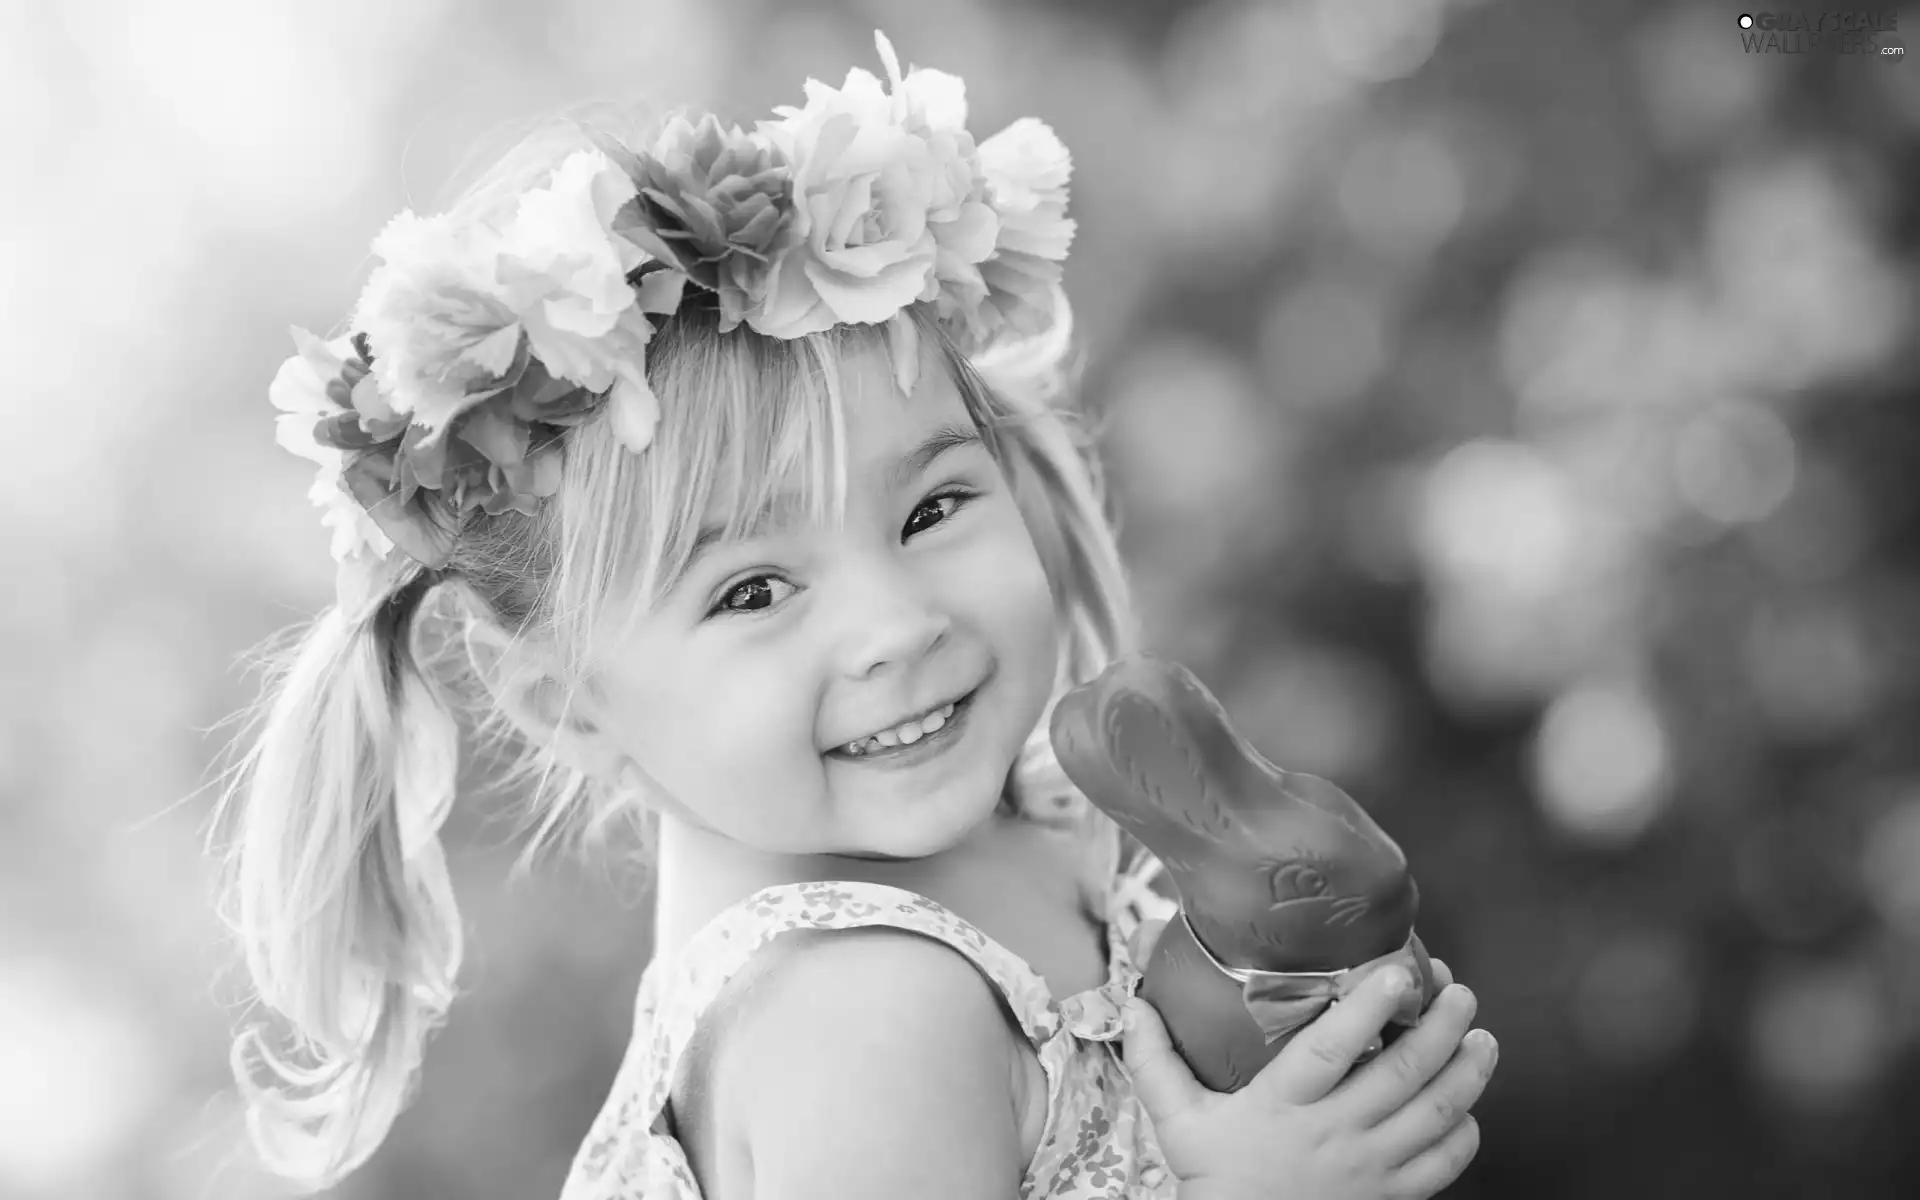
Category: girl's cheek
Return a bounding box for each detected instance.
[987,506,1056,601]
[703,657,818,756]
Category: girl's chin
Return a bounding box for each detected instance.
[832,786,1009,861]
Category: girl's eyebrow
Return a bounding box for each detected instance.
[883,420,983,491]
[683,421,984,573]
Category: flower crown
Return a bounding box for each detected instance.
[270,31,1075,601]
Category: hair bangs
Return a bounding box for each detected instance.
[547,308,877,653]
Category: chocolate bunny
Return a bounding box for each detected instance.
[1050,654,1439,1092]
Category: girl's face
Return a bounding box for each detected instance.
[589,341,1060,860]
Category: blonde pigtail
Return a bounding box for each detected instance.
[211,571,463,1193]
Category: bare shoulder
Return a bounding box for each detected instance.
[704,926,1029,1200]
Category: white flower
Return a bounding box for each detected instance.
[751,47,945,338]
[353,209,523,439]
[867,33,1000,324]
[268,329,396,564]
[978,117,1076,261]
[354,149,672,455]
[493,149,671,451]
[949,117,1077,345]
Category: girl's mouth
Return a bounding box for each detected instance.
[827,687,979,769]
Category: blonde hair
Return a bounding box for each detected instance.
[207,106,1139,1192]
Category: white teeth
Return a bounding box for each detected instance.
[842,701,959,756]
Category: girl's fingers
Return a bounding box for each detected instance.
[1128,917,1169,968]
[1427,956,1454,992]
[1331,984,1479,1126]
[1120,997,1209,1123]
[1389,1113,1482,1196]
[1374,1030,1498,1163]
[1253,965,1415,1107]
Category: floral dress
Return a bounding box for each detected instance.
[557,844,1182,1199]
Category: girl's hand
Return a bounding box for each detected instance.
[1122,924,1494,1200]
[1126,916,1458,1047]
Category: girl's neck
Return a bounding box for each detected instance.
[649,804,1061,960]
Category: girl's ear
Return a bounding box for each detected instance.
[463,619,623,783]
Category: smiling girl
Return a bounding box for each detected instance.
[213,32,1494,1200]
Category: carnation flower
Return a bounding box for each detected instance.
[493,148,681,452]
[976,249,1069,341]
[353,211,523,438]
[268,329,398,564]
[625,114,794,332]
[271,326,607,569]
[955,117,1078,347]
[977,117,1075,259]
[866,34,1000,331]
[751,58,944,338]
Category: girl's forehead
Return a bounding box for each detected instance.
[697,339,976,524]
[842,340,972,454]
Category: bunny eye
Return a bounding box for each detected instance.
[1268,863,1330,899]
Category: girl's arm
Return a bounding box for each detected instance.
[704,927,1029,1200]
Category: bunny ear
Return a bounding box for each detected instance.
[1049,674,1225,867]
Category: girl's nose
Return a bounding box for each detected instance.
[835,565,952,679]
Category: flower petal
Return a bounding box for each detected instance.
[268,351,335,417]
[343,456,456,568]
[903,67,968,132]
[459,323,524,377]
[273,412,330,463]
[637,268,688,315]
[460,406,528,468]
[805,242,934,324]
[348,373,399,425]
[936,200,999,264]
[748,253,836,337]
[289,326,349,384]
[607,370,661,454]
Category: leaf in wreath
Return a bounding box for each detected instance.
[461,405,529,468]
[402,423,451,490]
[344,456,456,568]
[580,125,649,182]
[636,267,688,315]
[408,380,512,449]
[612,201,685,268]
[443,429,490,478]
[506,358,589,418]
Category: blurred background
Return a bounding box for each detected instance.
[3,0,1918,1196]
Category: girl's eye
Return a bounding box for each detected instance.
[706,488,976,618]
[712,575,796,616]
[904,488,977,539]
[1268,863,1329,900]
